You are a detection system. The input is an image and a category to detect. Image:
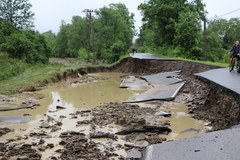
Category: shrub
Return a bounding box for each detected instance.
[0,52,28,80]
[0,30,50,63]
[78,48,89,61]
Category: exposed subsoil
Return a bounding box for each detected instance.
[1,57,240,159]
[112,58,240,131]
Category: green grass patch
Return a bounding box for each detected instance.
[0,63,67,94]
[0,56,118,94]
[151,52,229,68]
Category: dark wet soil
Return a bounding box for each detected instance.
[1,57,239,159]
[112,58,240,131]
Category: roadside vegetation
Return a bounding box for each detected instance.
[0,0,237,94]
[136,0,239,64]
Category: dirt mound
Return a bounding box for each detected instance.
[112,58,218,76]
[112,58,240,131]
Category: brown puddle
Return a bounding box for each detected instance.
[0,72,208,159]
[0,73,136,140]
[162,103,206,140]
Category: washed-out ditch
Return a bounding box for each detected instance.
[0,57,239,160]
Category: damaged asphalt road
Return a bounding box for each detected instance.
[121,71,185,102]
[1,54,240,160]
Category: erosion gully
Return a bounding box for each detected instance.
[0,71,208,159]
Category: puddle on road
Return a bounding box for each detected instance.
[162,103,206,140]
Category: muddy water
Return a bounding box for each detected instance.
[0,73,136,140]
[162,103,206,140]
[0,72,208,159]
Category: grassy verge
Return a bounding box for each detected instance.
[0,64,67,94]
[0,56,119,94]
[151,52,229,68]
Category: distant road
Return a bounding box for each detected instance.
[129,53,176,61]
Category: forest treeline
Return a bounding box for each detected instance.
[1,0,240,81]
[136,0,240,63]
[47,3,135,63]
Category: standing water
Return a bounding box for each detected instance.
[0,72,208,159]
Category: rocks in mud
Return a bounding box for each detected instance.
[59,131,118,160]
[56,105,66,109]
[39,139,45,145]
[0,143,41,160]
[125,133,167,146]
[179,128,200,134]
[116,126,172,135]
[0,127,13,137]
[23,113,32,117]
[91,103,157,127]
[47,143,54,148]
[16,86,37,93]
[155,111,172,117]
[126,148,142,159]
[29,131,48,138]
[90,132,118,140]
[77,120,91,125]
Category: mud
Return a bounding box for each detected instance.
[112,58,240,131]
[0,57,238,159]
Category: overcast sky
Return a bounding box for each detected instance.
[29,0,240,33]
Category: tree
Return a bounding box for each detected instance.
[54,3,134,62]
[174,7,202,59]
[138,0,188,46]
[94,3,134,61]
[138,0,205,47]
[54,21,69,58]
[42,30,56,57]
[0,19,18,44]
[1,30,50,63]
[0,0,34,30]
[207,18,240,49]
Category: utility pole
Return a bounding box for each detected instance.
[83,9,94,52]
[203,17,208,60]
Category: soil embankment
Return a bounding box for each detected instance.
[1,57,240,159]
[111,58,240,130]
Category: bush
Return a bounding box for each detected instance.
[0,52,28,80]
[78,48,89,61]
[0,30,50,63]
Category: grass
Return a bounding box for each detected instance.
[0,63,68,94]
[0,56,119,94]
[151,52,229,68]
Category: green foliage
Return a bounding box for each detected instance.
[138,0,204,46]
[78,48,89,61]
[0,19,18,44]
[174,7,202,59]
[0,52,28,80]
[54,21,69,58]
[204,32,226,62]
[42,30,56,57]
[1,30,50,63]
[137,0,234,63]
[208,18,240,49]
[54,3,134,63]
[0,0,34,30]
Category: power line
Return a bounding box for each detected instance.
[208,8,240,20]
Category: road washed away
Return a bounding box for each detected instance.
[0,72,208,160]
[121,71,185,102]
